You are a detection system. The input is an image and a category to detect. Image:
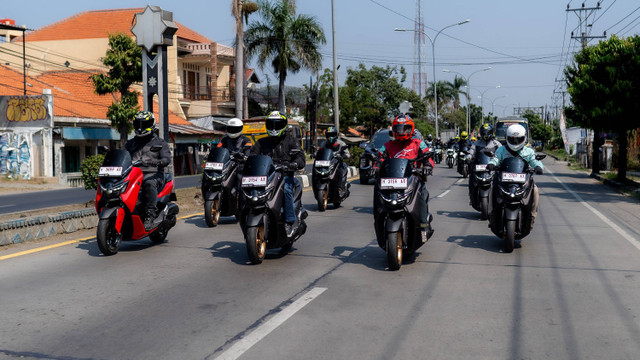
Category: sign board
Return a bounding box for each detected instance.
[0,95,53,128]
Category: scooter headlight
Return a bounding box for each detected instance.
[204,170,226,182]
[99,180,129,197]
[380,189,413,207]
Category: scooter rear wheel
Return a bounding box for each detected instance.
[97,218,121,256]
[386,231,403,271]
[246,225,266,264]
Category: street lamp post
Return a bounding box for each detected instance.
[395,19,470,138]
[479,85,501,122]
[443,67,490,134]
[490,95,508,119]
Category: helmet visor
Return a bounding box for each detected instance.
[507,135,526,146]
[392,124,412,135]
[134,118,154,133]
[227,125,243,134]
[266,117,287,131]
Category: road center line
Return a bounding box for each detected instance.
[214,287,327,360]
[548,169,640,251]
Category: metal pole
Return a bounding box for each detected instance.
[331,0,340,131]
[431,41,438,138]
[23,28,26,95]
[234,0,244,119]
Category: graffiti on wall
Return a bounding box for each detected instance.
[0,95,52,128]
[0,132,31,179]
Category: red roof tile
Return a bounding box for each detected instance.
[0,65,191,126]
[22,8,212,44]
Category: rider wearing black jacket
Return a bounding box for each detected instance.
[250,111,305,236]
[217,118,252,156]
[125,111,172,231]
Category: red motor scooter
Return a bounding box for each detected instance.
[95,149,179,256]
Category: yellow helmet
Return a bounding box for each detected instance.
[471,136,477,142]
[460,131,468,140]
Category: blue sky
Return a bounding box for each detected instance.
[4,0,640,117]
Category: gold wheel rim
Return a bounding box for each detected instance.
[212,199,220,223]
[256,225,266,259]
[396,232,403,264]
[322,190,328,209]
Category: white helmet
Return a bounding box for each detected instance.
[506,124,527,152]
[227,118,243,138]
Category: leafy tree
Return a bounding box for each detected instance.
[523,110,553,145]
[565,35,640,180]
[92,33,142,148]
[245,0,326,113]
[79,154,105,190]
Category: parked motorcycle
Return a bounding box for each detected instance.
[201,147,245,227]
[239,153,308,264]
[469,148,494,220]
[312,147,351,211]
[95,149,179,256]
[373,153,434,270]
[446,146,457,168]
[488,153,545,252]
[457,144,470,178]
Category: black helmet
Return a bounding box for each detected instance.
[426,134,433,142]
[326,126,338,143]
[479,123,493,141]
[265,111,288,137]
[133,110,155,137]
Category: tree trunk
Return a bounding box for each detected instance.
[591,128,601,175]
[234,1,243,119]
[278,72,286,113]
[119,125,128,149]
[617,130,628,182]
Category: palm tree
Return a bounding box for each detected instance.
[245,0,326,113]
[231,1,258,118]
[450,76,468,110]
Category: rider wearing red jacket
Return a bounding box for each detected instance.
[376,114,434,239]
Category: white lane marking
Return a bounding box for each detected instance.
[548,169,640,251]
[437,190,451,198]
[0,204,14,208]
[214,287,328,360]
[456,178,464,184]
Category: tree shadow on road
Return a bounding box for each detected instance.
[210,240,289,265]
[331,241,419,271]
[185,215,238,229]
[437,210,480,220]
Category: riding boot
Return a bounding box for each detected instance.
[144,208,157,231]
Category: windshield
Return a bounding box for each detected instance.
[206,147,230,163]
[243,155,275,176]
[380,158,411,178]
[315,147,334,161]
[372,131,390,149]
[500,156,528,173]
[474,147,492,165]
[102,149,131,168]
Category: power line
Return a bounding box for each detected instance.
[605,5,640,32]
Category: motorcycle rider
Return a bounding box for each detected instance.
[321,126,350,194]
[249,111,305,236]
[486,124,543,226]
[216,118,252,156]
[467,124,503,200]
[425,133,434,148]
[434,137,444,148]
[377,114,434,238]
[457,131,472,150]
[124,110,172,231]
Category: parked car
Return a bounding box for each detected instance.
[358,129,390,184]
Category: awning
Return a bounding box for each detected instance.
[62,127,120,140]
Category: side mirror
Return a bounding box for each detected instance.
[359,142,368,149]
[535,154,547,161]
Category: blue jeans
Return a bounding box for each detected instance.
[283,176,298,223]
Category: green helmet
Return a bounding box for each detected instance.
[266,111,288,137]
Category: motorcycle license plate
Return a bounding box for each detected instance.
[502,172,526,183]
[205,162,224,170]
[98,166,122,177]
[475,164,487,172]
[380,178,407,189]
[242,176,267,187]
[315,160,331,167]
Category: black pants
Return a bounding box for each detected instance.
[336,162,347,190]
[142,172,164,214]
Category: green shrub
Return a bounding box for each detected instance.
[80,154,105,190]
[346,146,364,167]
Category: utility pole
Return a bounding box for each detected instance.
[331,0,340,131]
[567,3,606,48]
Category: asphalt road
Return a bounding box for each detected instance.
[0,174,202,215]
[1,158,640,360]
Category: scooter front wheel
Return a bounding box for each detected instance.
[246,225,266,264]
[204,199,220,227]
[97,218,121,256]
[386,231,403,271]
[480,197,489,220]
[504,219,516,253]
[317,189,328,212]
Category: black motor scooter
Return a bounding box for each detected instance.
[373,153,434,270]
[201,147,245,227]
[312,147,350,211]
[457,144,470,178]
[239,154,308,264]
[488,153,545,252]
[469,148,495,220]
